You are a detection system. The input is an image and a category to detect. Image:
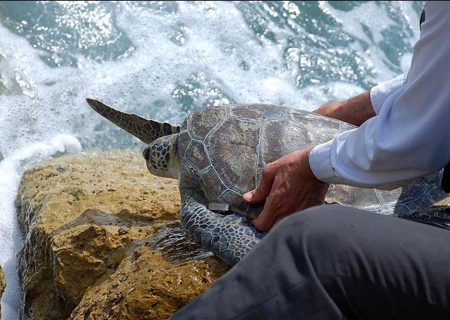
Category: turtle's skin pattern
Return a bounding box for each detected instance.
[180,190,264,265]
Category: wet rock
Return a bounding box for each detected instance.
[0,265,5,318]
[16,150,228,320]
[70,239,228,320]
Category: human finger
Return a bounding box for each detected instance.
[243,164,275,204]
[252,197,279,232]
[251,180,285,232]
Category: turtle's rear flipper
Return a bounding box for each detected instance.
[180,190,264,266]
[86,98,180,144]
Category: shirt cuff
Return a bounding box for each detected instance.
[370,73,406,114]
[309,140,335,182]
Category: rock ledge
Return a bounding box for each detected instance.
[16,150,228,320]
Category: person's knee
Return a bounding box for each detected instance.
[271,205,364,259]
[274,204,359,235]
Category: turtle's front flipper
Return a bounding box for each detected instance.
[86,98,180,144]
[180,191,264,265]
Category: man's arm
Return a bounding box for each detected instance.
[314,72,407,126]
[313,91,375,126]
[310,1,450,189]
[245,2,450,231]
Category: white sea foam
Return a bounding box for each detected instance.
[0,134,81,319]
[0,2,421,157]
[318,1,419,82]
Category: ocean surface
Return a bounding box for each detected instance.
[0,1,423,318]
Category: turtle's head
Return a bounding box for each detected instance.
[142,134,180,179]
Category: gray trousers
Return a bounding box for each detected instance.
[170,205,450,319]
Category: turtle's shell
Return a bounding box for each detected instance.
[176,104,443,218]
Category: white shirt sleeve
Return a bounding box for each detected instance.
[309,1,450,189]
[370,73,406,114]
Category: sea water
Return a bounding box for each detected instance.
[0,1,422,318]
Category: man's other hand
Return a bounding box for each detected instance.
[243,149,329,232]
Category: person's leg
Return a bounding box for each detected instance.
[170,205,450,320]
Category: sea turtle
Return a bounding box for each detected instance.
[86,98,446,265]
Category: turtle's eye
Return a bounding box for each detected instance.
[143,147,151,161]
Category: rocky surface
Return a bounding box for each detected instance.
[0,265,5,318]
[70,234,227,320]
[16,150,228,320]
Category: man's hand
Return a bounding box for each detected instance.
[243,148,329,232]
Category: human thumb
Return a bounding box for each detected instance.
[243,166,274,204]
